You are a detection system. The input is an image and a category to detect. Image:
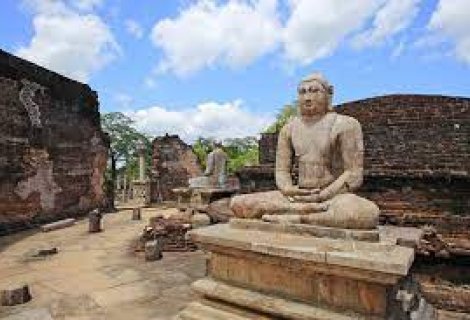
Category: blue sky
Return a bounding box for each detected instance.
[1,0,469,141]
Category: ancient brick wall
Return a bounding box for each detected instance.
[337,95,469,179]
[236,95,469,227]
[259,133,278,164]
[151,135,202,201]
[0,49,109,235]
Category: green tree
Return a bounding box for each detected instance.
[192,137,215,169]
[192,136,259,174]
[224,137,259,173]
[264,103,298,133]
[100,112,151,183]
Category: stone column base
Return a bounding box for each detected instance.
[131,180,151,206]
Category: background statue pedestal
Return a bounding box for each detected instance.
[172,187,238,212]
[177,221,415,319]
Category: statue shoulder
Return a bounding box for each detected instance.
[278,116,299,136]
[333,113,362,132]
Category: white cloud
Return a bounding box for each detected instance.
[151,0,281,76]
[428,0,470,65]
[71,0,103,11]
[282,0,383,65]
[125,19,144,39]
[127,100,274,142]
[149,0,425,75]
[17,0,119,82]
[351,0,421,49]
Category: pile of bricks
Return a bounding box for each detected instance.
[138,216,197,252]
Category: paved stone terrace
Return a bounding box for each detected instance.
[0,207,206,319]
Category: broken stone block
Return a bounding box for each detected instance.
[40,218,75,232]
[34,247,58,257]
[191,213,211,229]
[145,239,163,261]
[132,208,142,220]
[88,209,102,233]
[1,284,32,306]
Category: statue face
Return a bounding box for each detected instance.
[297,80,329,117]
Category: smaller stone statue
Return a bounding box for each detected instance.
[189,141,228,189]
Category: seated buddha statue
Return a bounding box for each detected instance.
[189,141,228,189]
[230,73,379,230]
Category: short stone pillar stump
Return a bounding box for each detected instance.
[88,209,102,233]
[145,239,163,261]
[132,208,142,220]
[1,284,32,306]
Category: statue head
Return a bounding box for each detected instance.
[213,140,223,149]
[297,73,333,117]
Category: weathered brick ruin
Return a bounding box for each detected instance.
[151,134,202,201]
[0,49,109,235]
[236,94,469,251]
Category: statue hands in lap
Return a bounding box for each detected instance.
[230,73,379,230]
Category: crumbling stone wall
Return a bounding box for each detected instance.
[0,49,109,235]
[151,134,202,201]
[259,133,277,164]
[236,94,469,229]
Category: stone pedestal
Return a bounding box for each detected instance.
[173,187,238,212]
[177,219,415,319]
[131,180,151,206]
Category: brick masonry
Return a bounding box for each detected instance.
[0,49,109,235]
[151,134,202,201]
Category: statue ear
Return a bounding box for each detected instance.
[328,85,334,95]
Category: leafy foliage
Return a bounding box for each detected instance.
[264,103,298,133]
[101,112,152,180]
[224,137,259,173]
[191,136,259,174]
[192,137,216,169]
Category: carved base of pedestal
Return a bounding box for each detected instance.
[177,279,372,320]
[177,223,415,319]
[172,187,238,213]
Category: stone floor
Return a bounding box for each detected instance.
[0,207,206,320]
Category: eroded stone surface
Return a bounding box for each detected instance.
[151,135,202,201]
[190,224,414,276]
[0,50,109,235]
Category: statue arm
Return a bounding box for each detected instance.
[204,152,214,176]
[319,118,364,201]
[275,124,293,192]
